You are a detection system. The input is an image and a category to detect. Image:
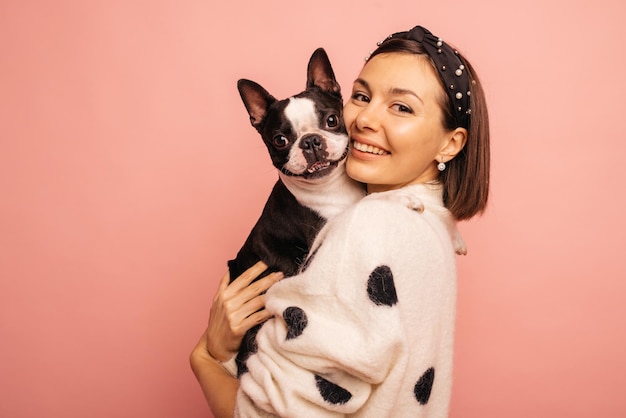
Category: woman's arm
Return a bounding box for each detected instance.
[190,262,283,417]
[190,330,239,418]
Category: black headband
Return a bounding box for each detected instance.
[378,25,471,129]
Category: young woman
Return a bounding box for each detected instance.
[191,25,490,417]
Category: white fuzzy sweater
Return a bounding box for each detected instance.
[235,184,461,417]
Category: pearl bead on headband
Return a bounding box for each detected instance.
[368,25,472,130]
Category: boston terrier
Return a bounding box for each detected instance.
[227,48,365,376]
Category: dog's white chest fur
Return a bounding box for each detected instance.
[281,170,365,220]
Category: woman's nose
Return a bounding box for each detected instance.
[354,103,380,132]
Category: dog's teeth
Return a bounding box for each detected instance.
[307,161,331,173]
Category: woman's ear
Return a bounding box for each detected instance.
[439,127,467,162]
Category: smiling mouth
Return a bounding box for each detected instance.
[352,140,389,155]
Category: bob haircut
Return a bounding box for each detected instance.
[368,38,490,221]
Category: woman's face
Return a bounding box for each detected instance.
[344,52,454,194]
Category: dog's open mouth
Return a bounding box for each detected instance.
[282,146,349,179]
[299,160,335,179]
[307,161,331,174]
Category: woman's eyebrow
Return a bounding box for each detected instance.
[353,78,369,88]
[354,78,424,104]
[390,87,424,104]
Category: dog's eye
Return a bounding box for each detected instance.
[273,135,289,148]
[326,114,339,128]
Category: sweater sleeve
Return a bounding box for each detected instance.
[236,195,456,417]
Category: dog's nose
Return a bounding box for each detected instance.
[300,135,323,151]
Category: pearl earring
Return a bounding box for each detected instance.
[437,160,446,171]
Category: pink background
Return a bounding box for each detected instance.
[1,0,625,417]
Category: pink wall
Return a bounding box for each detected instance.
[1,0,625,416]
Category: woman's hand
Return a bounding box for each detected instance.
[205,261,284,362]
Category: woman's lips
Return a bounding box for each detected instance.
[351,140,389,155]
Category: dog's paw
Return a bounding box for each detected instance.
[370,190,425,213]
[403,196,425,214]
[451,227,467,256]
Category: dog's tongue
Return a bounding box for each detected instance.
[307,161,330,173]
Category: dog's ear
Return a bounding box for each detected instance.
[237,79,276,129]
[307,48,341,98]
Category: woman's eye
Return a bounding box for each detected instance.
[326,114,339,128]
[393,103,414,114]
[352,92,370,102]
[273,135,288,148]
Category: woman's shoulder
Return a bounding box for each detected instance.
[333,185,448,233]
[328,184,464,253]
[357,184,447,217]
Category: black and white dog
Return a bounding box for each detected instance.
[227,48,364,376]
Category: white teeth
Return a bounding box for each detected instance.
[307,161,330,173]
[353,141,387,155]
